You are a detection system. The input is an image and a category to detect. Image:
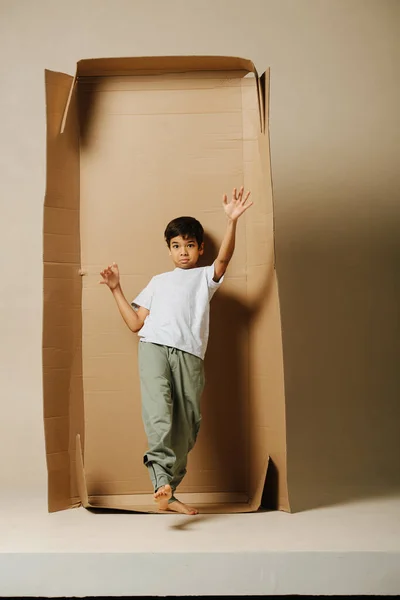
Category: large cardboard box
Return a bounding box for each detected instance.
[43,56,288,514]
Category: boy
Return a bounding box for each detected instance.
[100,186,252,515]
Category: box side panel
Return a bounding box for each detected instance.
[43,70,83,511]
[78,75,251,497]
[244,72,289,511]
[86,496,255,514]
[77,55,255,77]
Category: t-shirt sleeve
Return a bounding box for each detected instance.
[131,277,154,311]
[205,262,224,297]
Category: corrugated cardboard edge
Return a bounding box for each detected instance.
[75,434,88,508]
[60,73,77,134]
[262,68,291,512]
[44,69,84,513]
[76,55,256,77]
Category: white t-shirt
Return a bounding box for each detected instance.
[131,263,223,360]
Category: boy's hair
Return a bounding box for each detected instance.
[164,216,204,248]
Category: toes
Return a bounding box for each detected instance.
[154,486,169,499]
[154,485,172,505]
[166,500,198,515]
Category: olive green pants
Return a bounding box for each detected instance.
[138,342,205,497]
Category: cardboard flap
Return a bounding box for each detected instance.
[76,55,257,77]
[75,434,89,508]
[45,69,74,135]
[44,68,76,135]
[259,69,270,134]
[44,69,84,513]
[248,454,270,511]
[60,74,77,134]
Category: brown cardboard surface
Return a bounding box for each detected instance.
[76,55,257,77]
[43,70,84,512]
[75,434,268,513]
[43,57,287,513]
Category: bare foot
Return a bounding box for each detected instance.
[167,499,198,515]
[154,484,172,510]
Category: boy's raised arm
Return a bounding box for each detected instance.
[213,186,252,282]
[100,262,149,332]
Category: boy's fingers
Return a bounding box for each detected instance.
[222,193,228,204]
[239,192,250,206]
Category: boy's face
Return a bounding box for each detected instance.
[169,235,204,269]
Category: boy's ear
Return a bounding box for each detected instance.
[199,242,204,255]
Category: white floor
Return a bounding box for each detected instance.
[1,488,400,597]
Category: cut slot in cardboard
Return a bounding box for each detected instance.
[43,56,288,514]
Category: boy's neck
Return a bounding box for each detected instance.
[174,263,199,270]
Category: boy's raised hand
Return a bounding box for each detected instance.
[99,262,120,290]
[223,186,252,221]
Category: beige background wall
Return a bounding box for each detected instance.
[0,0,399,505]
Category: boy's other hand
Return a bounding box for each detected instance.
[99,262,120,290]
[223,186,253,222]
